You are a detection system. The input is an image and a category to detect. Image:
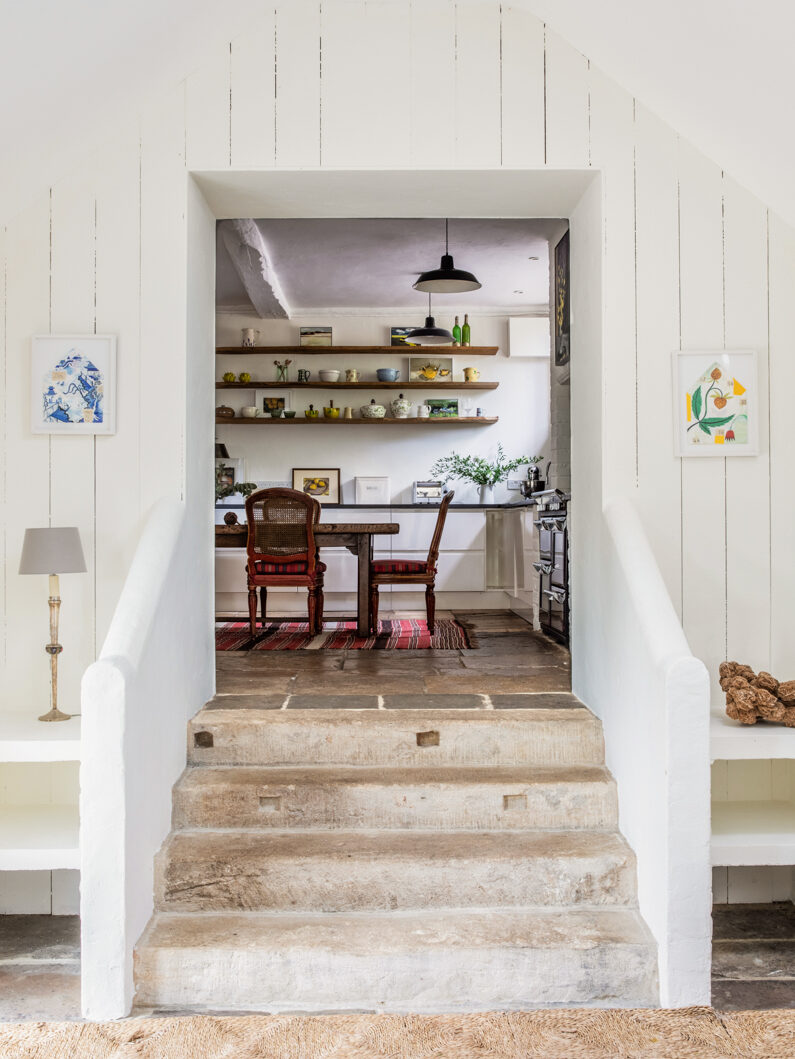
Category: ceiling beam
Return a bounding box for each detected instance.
[218,219,291,319]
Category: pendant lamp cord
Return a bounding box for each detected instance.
[445,218,449,254]
[428,292,432,316]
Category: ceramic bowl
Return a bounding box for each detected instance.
[269,408,283,418]
[360,401,386,418]
[305,409,319,418]
[324,406,340,419]
[376,368,400,382]
[318,369,341,382]
[240,406,259,418]
[283,410,296,418]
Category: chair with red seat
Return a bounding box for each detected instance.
[369,490,454,635]
[244,488,325,637]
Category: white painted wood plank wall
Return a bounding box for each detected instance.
[0,0,790,722]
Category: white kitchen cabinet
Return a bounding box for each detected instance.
[389,551,486,593]
[392,510,486,552]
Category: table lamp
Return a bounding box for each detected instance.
[19,527,86,722]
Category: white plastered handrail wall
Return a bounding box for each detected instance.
[589,496,711,1005]
[79,498,207,1018]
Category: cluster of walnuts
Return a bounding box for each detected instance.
[719,661,795,726]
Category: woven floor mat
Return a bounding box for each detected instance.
[2,1008,795,1058]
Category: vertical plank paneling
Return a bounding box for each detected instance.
[322,1,411,167]
[0,223,6,676]
[94,131,142,643]
[634,106,682,612]
[500,5,545,167]
[231,11,277,169]
[409,0,456,167]
[2,200,51,708]
[588,68,635,497]
[454,2,501,167]
[768,213,795,676]
[185,43,231,171]
[722,177,770,671]
[140,88,186,512]
[49,174,97,706]
[544,29,589,167]
[678,141,726,694]
[275,0,321,167]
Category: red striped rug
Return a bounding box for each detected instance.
[216,618,472,651]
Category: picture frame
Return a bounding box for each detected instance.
[255,389,293,417]
[554,230,570,367]
[390,327,418,347]
[299,326,332,347]
[426,397,459,418]
[292,467,341,505]
[413,480,445,504]
[409,356,454,382]
[215,457,245,488]
[672,350,758,457]
[354,476,390,504]
[31,334,116,435]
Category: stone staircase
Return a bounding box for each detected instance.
[134,704,658,1012]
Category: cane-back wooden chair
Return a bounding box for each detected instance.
[369,490,454,635]
[244,488,325,636]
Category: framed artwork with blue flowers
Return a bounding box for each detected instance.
[31,335,116,435]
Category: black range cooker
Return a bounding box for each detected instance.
[532,489,570,647]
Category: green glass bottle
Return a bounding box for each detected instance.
[462,313,471,347]
[452,316,461,346]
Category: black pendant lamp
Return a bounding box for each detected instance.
[406,293,454,346]
[413,219,481,293]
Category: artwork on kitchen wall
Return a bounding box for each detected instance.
[354,476,390,504]
[390,327,418,346]
[256,390,293,417]
[673,350,758,457]
[299,326,332,347]
[31,334,116,434]
[554,230,570,367]
[292,467,341,505]
[426,398,459,418]
[409,357,453,382]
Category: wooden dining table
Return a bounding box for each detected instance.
[215,519,399,636]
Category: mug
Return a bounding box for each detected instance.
[343,406,354,419]
[297,369,311,383]
[417,403,430,418]
[463,367,480,382]
[240,406,259,418]
[241,328,260,348]
[345,368,359,383]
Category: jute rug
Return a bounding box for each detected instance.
[2,1009,795,1059]
[215,617,473,651]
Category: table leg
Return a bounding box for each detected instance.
[356,533,373,636]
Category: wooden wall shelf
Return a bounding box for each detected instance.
[215,380,499,391]
[216,416,498,426]
[216,345,499,356]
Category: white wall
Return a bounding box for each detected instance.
[216,312,550,505]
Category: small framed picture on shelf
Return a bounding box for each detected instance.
[256,389,293,417]
[409,356,453,382]
[390,327,418,347]
[413,481,445,504]
[426,397,459,418]
[354,476,390,504]
[215,458,246,504]
[292,467,341,505]
[300,326,333,347]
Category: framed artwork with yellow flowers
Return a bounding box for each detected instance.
[292,467,341,505]
[673,350,758,457]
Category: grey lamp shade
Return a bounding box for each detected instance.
[19,527,87,575]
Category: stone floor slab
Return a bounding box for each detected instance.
[713,902,795,940]
[287,694,379,710]
[712,977,795,1010]
[0,964,81,1021]
[381,694,483,710]
[491,693,582,709]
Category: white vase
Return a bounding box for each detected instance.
[479,484,495,504]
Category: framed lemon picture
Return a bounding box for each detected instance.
[673,350,758,457]
[292,467,341,505]
[409,356,453,382]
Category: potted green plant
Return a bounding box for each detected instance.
[430,445,541,504]
[215,465,258,504]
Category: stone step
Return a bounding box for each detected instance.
[187,708,605,768]
[172,765,618,832]
[134,908,658,1012]
[155,829,638,913]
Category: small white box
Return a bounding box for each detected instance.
[355,476,390,504]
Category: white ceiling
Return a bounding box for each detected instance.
[1,1,793,225]
[216,218,559,315]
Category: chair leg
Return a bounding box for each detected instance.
[316,585,324,633]
[370,584,379,634]
[307,588,318,635]
[248,584,258,637]
[425,584,436,636]
[259,586,267,627]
